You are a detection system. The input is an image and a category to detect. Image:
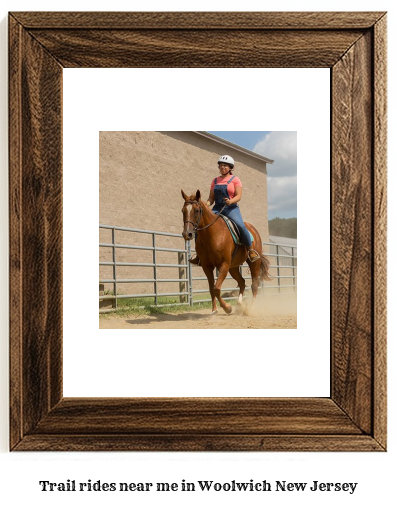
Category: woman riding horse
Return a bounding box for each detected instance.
[189,155,261,265]
[181,185,270,315]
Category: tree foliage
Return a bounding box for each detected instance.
[268,217,297,239]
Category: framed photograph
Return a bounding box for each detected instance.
[9,11,387,451]
[97,129,297,331]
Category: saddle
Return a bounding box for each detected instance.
[219,214,254,246]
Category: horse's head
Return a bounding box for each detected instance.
[181,189,202,241]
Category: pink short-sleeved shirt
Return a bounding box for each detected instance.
[210,175,242,199]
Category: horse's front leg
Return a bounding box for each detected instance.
[213,263,232,314]
[202,265,218,314]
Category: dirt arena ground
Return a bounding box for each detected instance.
[99,293,297,330]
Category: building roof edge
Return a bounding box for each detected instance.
[192,131,274,165]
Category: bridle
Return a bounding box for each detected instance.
[183,200,226,232]
[183,200,202,231]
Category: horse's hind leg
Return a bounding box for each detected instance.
[229,267,246,312]
[247,260,261,312]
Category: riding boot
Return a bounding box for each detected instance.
[189,255,201,266]
[247,248,261,263]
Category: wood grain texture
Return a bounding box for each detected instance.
[32,398,362,435]
[27,29,363,68]
[14,435,383,452]
[11,11,386,29]
[9,11,387,452]
[9,15,63,447]
[332,32,373,434]
[373,15,387,449]
[9,14,23,450]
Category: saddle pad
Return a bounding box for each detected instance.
[220,214,254,245]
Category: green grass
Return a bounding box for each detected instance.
[100,294,238,317]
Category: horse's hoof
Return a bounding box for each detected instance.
[209,310,218,316]
[224,304,233,315]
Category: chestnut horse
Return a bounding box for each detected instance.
[181,189,271,314]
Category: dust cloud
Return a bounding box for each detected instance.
[245,292,297,317]
[99,292,297,330]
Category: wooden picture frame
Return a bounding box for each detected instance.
[9,11,387,451]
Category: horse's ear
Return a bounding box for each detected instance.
[195,190,201,201]
[181,189,188,201]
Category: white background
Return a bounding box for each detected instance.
[0,1,395,507]
[63,68,329,398]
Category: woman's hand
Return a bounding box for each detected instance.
[226,187,242,206]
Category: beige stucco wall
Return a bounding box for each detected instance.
[99,131,269,298]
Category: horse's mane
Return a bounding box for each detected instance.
[185,191,216,218]
[186,192,199,202]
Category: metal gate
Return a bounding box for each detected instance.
[99,224,297,311]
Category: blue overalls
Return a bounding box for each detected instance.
[212,176,252,247]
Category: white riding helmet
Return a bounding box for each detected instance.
[218,155,234,168]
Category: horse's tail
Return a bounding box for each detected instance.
[259,254,272,282]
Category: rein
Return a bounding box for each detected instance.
[183,200,226,232]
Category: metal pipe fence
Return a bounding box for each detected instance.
[99,224,297,312]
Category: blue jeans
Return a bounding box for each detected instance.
[213,205,252,247]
